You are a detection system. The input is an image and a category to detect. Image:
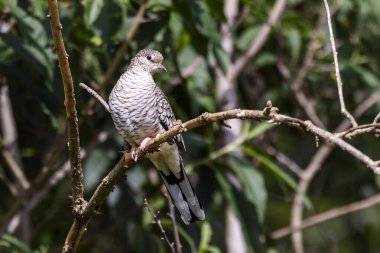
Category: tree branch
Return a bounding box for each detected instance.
[165,191,182,253]
[373,112,380,124]
[323,0,357,127]
[79,83,109,112]
[48,0,84,208]
[144,198,176,253]
[272,193,380,239]
[337,123,380,138]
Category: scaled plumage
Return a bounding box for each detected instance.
[108,49,205,224]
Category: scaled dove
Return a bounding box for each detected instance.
[109,49,205,224]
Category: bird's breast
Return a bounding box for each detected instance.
[109,82,161,144]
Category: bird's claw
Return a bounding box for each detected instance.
[130,146,139,161]
[130,138,153,161]
[140,137,152,152]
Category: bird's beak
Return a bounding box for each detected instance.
[159,64,167,72]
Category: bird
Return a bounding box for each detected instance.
[108,49,205,224]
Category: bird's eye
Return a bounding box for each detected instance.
[146,55,152,61]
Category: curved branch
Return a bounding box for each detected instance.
[272,193,380,239]
[79,83,110,112]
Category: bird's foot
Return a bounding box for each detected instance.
[130,145,139,161]
[140,137,152,152]
[140,137,161,153]
[130,138,157,161]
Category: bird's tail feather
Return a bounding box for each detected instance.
[159,167,205,224]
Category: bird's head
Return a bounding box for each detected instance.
[130,49,167,74]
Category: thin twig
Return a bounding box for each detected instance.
[164,191,182,253]
[79,83,109,112]
[373,112,380,124]
[144,198,175,253]
[272,193,380,239]
[272,115,379,172]
[336,123,380,138]
[323,0,357,127]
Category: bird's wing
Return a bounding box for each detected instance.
[155,88,186,151]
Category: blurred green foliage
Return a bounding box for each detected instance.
[1,0,380,252]
[0,235,48,253]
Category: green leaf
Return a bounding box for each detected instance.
[3,0,47,44]
[196,1,219,39]
[214,168,260,253]
[211,42,230,73]
[210,122,273,161]
[254,52,277,68]
[0,34,53,86]
[237,26,261,50]
[186,122,273,171]
[2,0,55,85]
[351,65,380,88]
[0,235,32,253]
[228,156,267,223]
[243,147,312,209]
[199,225,211,250]
[84,0,105,27]
[0,43,15,64]
[243,146,298,191]
[151,234,166,253]
[284,27,301,64]
[199,221,221,253]
[40,103,58,129]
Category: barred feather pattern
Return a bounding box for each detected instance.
[108,49,205,224]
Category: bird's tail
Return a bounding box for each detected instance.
[159,166,205,224]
